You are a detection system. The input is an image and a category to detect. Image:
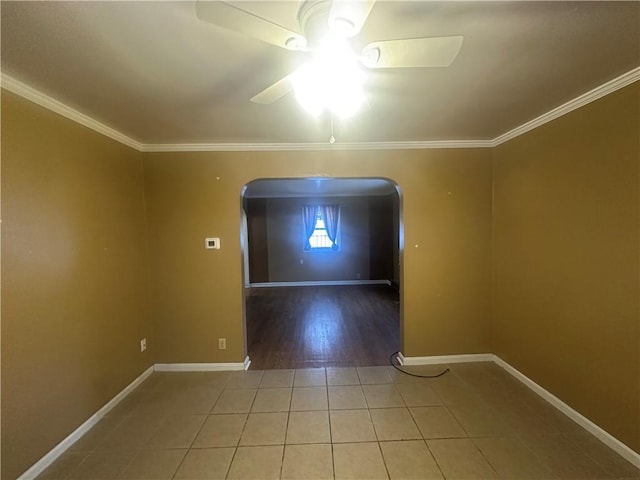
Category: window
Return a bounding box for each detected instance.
[303,205,340,251]
[308,209,333,249]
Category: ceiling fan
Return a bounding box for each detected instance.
[196,0,463,115]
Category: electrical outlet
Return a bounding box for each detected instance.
[218,337,226,350]
[140,338,147,352]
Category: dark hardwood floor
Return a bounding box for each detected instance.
[245,284,400,370]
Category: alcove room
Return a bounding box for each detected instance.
[1,1,639,479]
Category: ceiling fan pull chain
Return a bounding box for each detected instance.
[329,113,336,144]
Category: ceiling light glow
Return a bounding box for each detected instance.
[291,36,365,119]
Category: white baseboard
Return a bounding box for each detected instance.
[154,361,247,372]
[493,356,640,468]
[399,352,494,365]
[250,280,391,288]
[400,352,639,468]
[17,365,155,480]
[243,356,251,371]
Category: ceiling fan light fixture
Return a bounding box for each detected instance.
[360,46,380,67]
[291,35,365,118]
[292,64,364,119]
[291,63,326,117]
[328,16,357,37]
[285,35,307,51]
[327,80,365,118]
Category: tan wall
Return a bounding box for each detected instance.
[3,79,638,478]
[1,91,153,479]
[492,82,640,451]
[143,149,493,363]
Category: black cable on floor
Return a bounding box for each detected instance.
[389,351,450,378]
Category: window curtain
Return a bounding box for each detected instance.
[302,205,319,250]
[320,204,341,250]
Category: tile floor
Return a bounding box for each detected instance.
[37,362,639,479]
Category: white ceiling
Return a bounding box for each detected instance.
[1,1,639,146]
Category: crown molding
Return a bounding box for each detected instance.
[1,73,143,151]
[3,68,638,153]
[141,139,492,152]
[492,66,640,147]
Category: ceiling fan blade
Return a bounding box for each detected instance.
[196,1,306,51]
[328,0,376,37]
[250,75,294,104]
[361,36,464,68]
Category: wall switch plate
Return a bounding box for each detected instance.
[218,337,226,350]
[205,237,220,249]
[140,338,147,352]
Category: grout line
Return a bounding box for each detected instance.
[327,383,337,479]
[376,440,392,480]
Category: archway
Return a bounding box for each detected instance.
[240,177,403,369]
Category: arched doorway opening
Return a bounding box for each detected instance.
[240,177,403,369]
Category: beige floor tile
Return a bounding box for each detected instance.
[387,366,428,384]
[530,402,585,434]
[155,372,231,393]
[503,403,562,436]
[427,438,499,479]
[251,387,292,412]
[410,406,467,439]
[450,362,495,376]
[520,434,610,479]
[225,370,264,389]
[145,414,206,449]
[294,368,327,386]
[66,450,135,480]
[192,414,247,447]
[370,408,422,441]
[68,416,124,452]
[380,440,444,479]
[98,412,165,450]
[330,409,377,443]
[448,403,512,437]
[473,436,554,479]
[167,387,222,414]
[212,388,256,413]
[117,449,186,480]
[286,410,331,444]
[202,371,233,388]
[106,389,153,418]
[260,369,294,388]
[239,412,288,446]
[328,385,367,409]
[158,372,229,390]
[290,386,328,411]
[137,373,168,390]
[227,445,284,480]
[567,432,640,478]
[363,384,406,408]
[397,382,443,407]
[173,447,235,480]
[327,367,360,385]
[333,442,389,480]
[281,444,334,480]
[130,394,175,418]
[357,366,393,384]
[387,365,453,383]
[36,452,87,480]
[431,379,483,406]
